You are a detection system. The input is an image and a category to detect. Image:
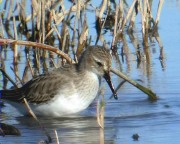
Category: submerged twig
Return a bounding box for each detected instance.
[110,68,158,101]
[96,95,105,144]
[96,100,104,129]
[23,98,52,143]
[54,129,60,144]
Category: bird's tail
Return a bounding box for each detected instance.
[0,89,23,102]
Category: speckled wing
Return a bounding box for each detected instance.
[1,64,77,104]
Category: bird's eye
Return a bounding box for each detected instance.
[96,61,103,67]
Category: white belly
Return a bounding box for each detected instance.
[32,71,100,117]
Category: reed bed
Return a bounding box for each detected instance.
[0,0,164,143]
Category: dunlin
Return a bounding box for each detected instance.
[0,45,117,117]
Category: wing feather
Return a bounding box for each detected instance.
[1,64,78,104]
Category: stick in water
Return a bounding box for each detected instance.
[23,98,52,142]
[110,68,158,101]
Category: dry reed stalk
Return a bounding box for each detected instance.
[142,0,150,48]
[100,1,110,30]
[61,25,68,52]
[77,0,82,38]
[46,11,53,39]
[19,0,27,24]
[76,18,88,57]
[0,68,18,88]
[0,38,74,63]
[55,2,85,25]
[52,25,62,42]
[45,24,53,39]
[7,0,13,20]
[95,0,110,45]
[128,8,136,31]
[47,2,85,39]
[26,54,34,77]
[138,0,145,35]
[37,0,41,31]
[54,129,60,144]
[99,0,107,19]
[59,0,65,13]
[111,5,119,48]
[13,64,20,86]
[0,15,5,37]
[155,0,164,28]
[143,42,151,64]
[71,0,78,61]
[13,16,18,64]
[35,49,41,73]
[12,19,17,35]
[10,66,23,86]
[23,98,52,143]
[41,0,45,43]
[121,0,137,31]
[25,12,37,23]
[117,0,124,32]
[4,21,13,39]
[144,0,149,31]
[32,0,38,12]
[146,0,155,26]
[143,0,147,24]
[77,0,81,19]
[29,0,38,27]
[142,53,151,78]
[41,0,47,59]
[72,10,77,44]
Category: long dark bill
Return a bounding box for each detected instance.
[103,71,118,100]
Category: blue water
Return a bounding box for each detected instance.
[1,0,180,144]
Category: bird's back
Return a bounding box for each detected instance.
[0,64,79,104]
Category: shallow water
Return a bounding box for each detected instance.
[1,0,180,144]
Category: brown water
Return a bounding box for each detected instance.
[1,0,180,144]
